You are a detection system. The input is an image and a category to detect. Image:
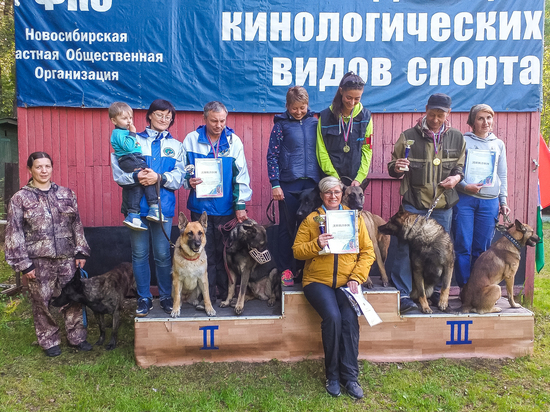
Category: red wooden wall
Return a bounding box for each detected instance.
[15,107,541,300]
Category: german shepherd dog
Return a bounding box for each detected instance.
[342,183,391,288]
[219,219,281,315]
[171,211,216,317]
[379,206,454,313]
[51,262,135,350]
[294,186,322,222]
[461,220,539,314]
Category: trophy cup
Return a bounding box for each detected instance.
[313,215,330,254]
[184,164,195,178]
[399,140,415,171]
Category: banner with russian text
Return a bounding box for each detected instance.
[14,0,544,113]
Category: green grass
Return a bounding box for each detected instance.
[1,227,550,411]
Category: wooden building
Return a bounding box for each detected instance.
[15,107,540,301]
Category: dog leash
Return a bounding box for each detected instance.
[79,267,89,328]
[219,218,239,284]
[411,188,446,227]
[155,176,176,249]
[495,213,521,251]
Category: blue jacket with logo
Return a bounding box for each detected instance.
[183,125,252,216]
[111,127,185,218]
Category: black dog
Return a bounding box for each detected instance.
[293,186,322,222]
[51,262,135,350]
[219,219,281,315]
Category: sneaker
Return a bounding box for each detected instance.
[71,340,93,351]
[281,269,294,287]
[44,345,61,357]
[325,379,341,397]
[136,298,153,317]
[400,297,418,314]
[344,381,364,399]
[123,213,148,231]
[160,298,173,314]
[146,205,167,223]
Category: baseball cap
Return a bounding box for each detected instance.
[426,93,452,112]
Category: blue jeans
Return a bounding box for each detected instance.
[390,203,453,299]
[303,282,359,382]
[452,193,499,287]
[129,216,173,301]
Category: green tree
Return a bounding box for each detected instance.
[0,0,15,118]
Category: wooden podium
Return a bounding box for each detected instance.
[134,282,534,368]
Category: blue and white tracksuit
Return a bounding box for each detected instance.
[183,125,252,215]
[111,127,185,302]
[183,125,252,302]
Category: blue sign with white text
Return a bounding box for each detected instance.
[14,0,544,112]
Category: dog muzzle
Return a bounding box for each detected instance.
[249,248,272,264]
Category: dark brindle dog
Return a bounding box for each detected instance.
[461,220,539,314]
[220,219,281,315]
[379,206,454,313]
[51,262,135,350]
[342,183,391,288]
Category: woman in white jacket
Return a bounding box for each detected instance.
[453,104,510,288]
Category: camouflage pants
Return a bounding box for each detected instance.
[27,258,87,350]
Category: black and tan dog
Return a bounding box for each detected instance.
[171,211,216,317]
[220,219,280,315]
[51,262,135,350]
[379,206,454,313]
[342,183,391,288]
[461,220,539,314]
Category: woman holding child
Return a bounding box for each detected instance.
[5,152,92,357]
[110,99,186,317]
[293,176,375,399]
[266,86,321,286]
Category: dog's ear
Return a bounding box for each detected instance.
[199,211,208,230]
[289,190,302,200]
[398,204,404,213]
[360,178,370,191]
[514,219,524,232]
[178,212,189,232]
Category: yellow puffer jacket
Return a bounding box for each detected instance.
[293,206,375,288]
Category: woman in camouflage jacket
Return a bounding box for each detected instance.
[5,152,91,357]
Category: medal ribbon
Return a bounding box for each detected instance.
[206,134,221,159]
[340,114,353,150]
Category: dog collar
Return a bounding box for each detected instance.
[182,252,201,261]
[503,231,522,251]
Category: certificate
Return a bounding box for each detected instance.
[326,210,359,254]
[464,149,497,187]
[195,158,223,198]
[341,287,383,327]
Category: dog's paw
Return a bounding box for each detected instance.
[438,302,449,312]
[94,339,105,346]
[105,343,116,351]
[421,306,433,314]
[234,305,244,315]
[170,309,180,318]
[267,298,276,307]
[205,307,217,317]
[219,300,230,308]
[510,303,522,309]
[364,279,374,289]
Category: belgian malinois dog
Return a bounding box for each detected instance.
[171,211,216,317]
[379,206,454,313]
[342,183,391,288]
[461,220,539,314]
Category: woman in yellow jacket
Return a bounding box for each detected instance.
[293,176,375,399]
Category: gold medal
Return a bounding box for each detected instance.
[343,144,350,153]
[433,158,441,166]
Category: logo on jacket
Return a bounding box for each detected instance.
[163,147,175,157]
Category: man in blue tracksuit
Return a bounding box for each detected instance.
[183,101,252,304]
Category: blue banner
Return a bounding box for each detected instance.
[15,0,544,113]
